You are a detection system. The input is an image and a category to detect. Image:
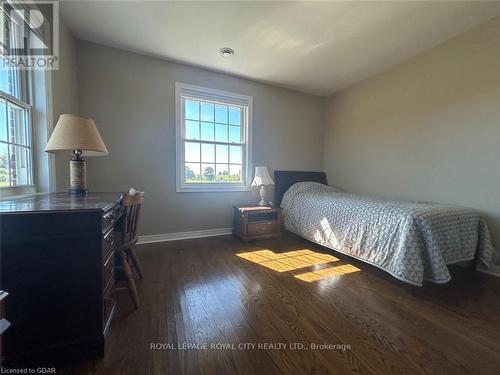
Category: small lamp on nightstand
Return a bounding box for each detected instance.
[251,166,274,206]
[45,114,108,196]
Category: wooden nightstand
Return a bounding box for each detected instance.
[233,205,282,241]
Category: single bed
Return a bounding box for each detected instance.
[275,170,497,286]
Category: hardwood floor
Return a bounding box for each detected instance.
[62,232,500,375]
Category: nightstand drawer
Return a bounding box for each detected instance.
[247,221,280,236]
[248,211,278,222]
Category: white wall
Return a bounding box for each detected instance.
[76,41,326,235]
[324,16,500,253]
[51,20,79,191]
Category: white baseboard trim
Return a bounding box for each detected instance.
[137,227,233,245]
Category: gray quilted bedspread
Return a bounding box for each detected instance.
[281,182,497,286]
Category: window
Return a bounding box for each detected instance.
[175,82,252,192]
[0,5,34,194]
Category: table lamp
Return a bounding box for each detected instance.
[45,114,108,195]
[251,166,274,206]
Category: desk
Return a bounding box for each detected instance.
[0,193,123,367]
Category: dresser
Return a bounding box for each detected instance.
[0,193,123,367]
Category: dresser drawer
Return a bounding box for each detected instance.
[102,204,121,233]
[0,291,7,320]
[247,221,280,237]
[103,251,115,292]
[103,285,115,329]
[102,228,115,260]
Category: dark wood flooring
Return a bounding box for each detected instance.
[62,232,500,375]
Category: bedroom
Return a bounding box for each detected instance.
[0,1,499,374]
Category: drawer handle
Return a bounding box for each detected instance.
[103,213,115,228]
[105,264,114,274]
[104,233,114,247]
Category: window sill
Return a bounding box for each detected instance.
[0,186,37,201]
[176,184,252,193]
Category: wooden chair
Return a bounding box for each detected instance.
[115,191,144,309]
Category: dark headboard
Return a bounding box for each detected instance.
[274,170,327,206]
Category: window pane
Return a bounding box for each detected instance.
[0,66,21,100]
[185,163,200,182]
[9,145,30,186]
[8,105,29,146]
[185,142,200,162]
[185,100,199,120]
[0,13,27,101]
[216,144,228,163]
[0,68,12,97]
[229,164,242,181]
[229,145,242,164]
[216,164,229,181]
[201,163,215,181]
[215,124,228,142]
[0,100,7,142]
[229,126,241,143]
[201,122,214,141]
[201,143,214,163]
[185,120,200,140]
[201,102,214,122]
[0,143,9,187]
[215,104,228,124]
[229,107,241,126]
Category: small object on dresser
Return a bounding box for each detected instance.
[233,205,282,241]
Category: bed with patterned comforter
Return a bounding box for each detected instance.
[281,182,497,286]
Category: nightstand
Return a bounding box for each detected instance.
[233,205,282,241]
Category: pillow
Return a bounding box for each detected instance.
[328,184,345,193]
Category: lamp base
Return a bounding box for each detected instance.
[69,152,88,196]
[68,187,88,196]
[257,185,269,206]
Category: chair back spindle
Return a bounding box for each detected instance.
[115,191,144,309]
[120,192,144,247]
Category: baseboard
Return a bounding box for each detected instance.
[137,227,233,244]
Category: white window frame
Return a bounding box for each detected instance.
[175,82,252,192]
[0,90,34,196]
[0,0,38,197]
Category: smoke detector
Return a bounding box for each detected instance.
[219,47,235,58]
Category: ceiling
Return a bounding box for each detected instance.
[60,1,500,97]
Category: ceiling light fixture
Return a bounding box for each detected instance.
[219,47,235,58]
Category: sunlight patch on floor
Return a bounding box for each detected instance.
[236,249,339,273]
[294,264,361,282]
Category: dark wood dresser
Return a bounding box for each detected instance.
[0,193,123,367]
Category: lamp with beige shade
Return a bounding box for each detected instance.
[45,114,108,195]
